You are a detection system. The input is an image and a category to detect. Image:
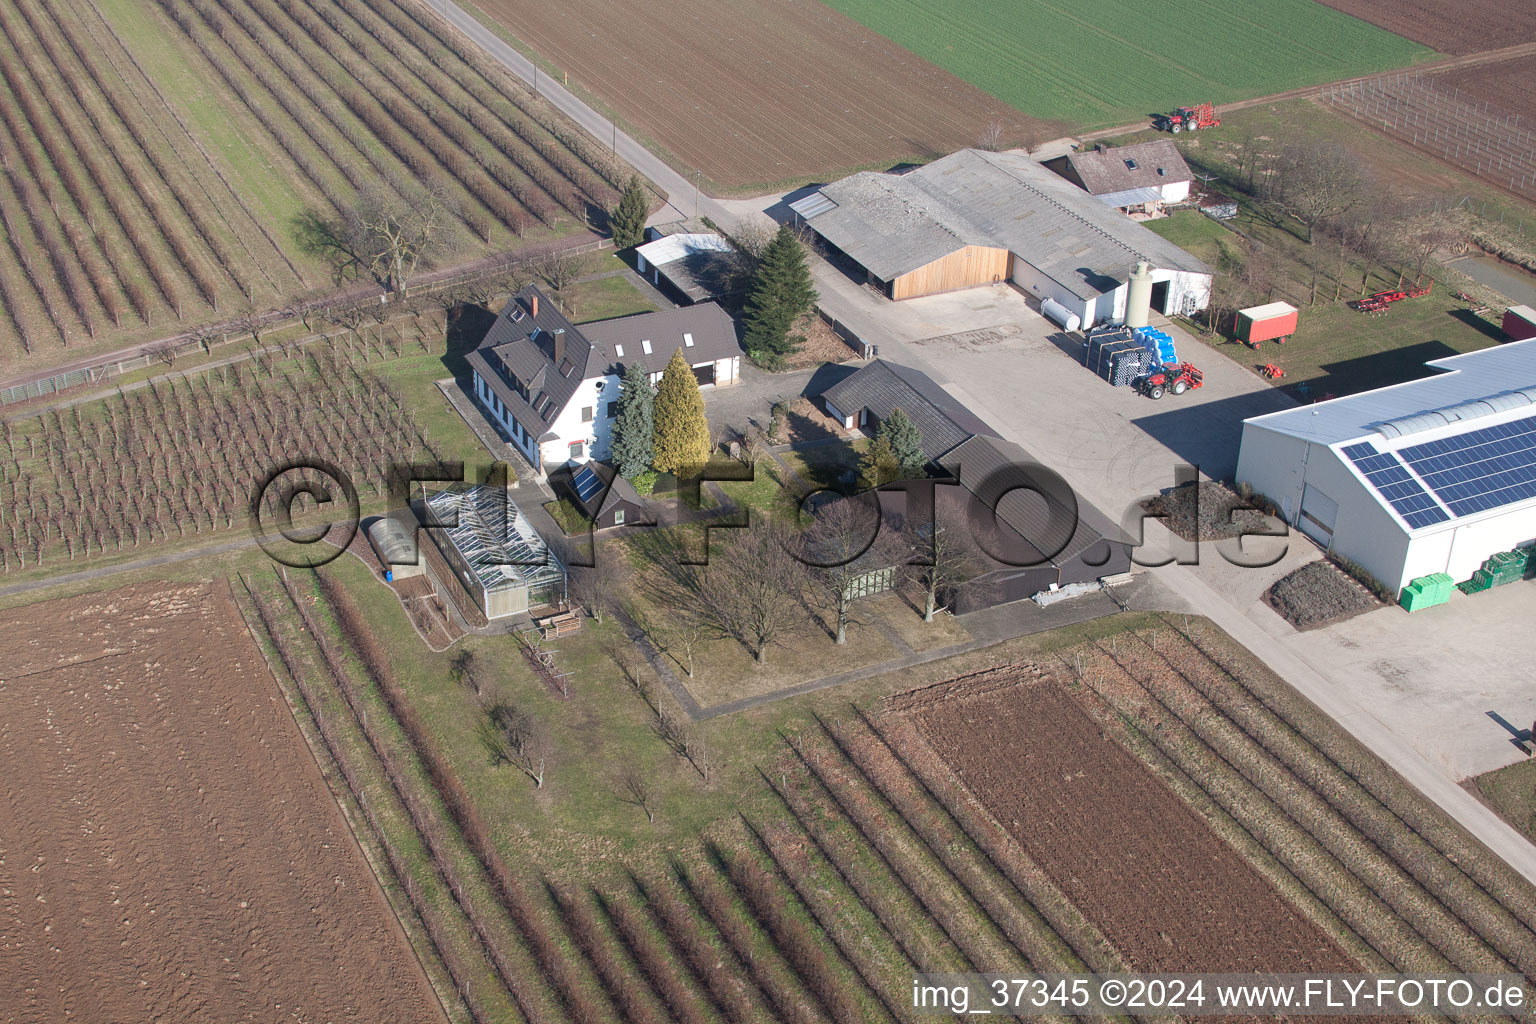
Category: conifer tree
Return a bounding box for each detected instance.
[610,175,649,249]
[610,361,654,478]
[651,350,711,478]
[878,407,926,478]
[742,224,817,369]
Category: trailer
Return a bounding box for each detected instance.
[1235,301,1298,348]
[1503,304,1536,341]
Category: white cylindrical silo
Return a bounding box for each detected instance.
[1040,297,1081,333]
[1126,260,1154,329]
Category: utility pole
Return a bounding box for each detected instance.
[694,169,700,219]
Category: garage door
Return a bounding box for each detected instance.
[1297,484,1338,546]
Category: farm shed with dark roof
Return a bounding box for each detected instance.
[790,148,1210,327]
[938,434,1133,611]
[1047,140,1193,210]
[819,359,995,463]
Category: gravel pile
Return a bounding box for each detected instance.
[1264,560,1382,630]
[1141,482,1271,541]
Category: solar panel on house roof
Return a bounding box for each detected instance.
[572,465,604,503]
[1341,441,1449,530]
[1397,413,1536,517]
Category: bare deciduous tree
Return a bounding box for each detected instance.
[616,766,656,823]
[908,519,980,622]
[795,494,900,645]
[483,701,550,787]
[658,614,706,679]
[332,184,450,294]
[531,247,591,312]
[695,519,807,664]
[977,120,1006,152]
[567,550,615,624]
[1263,142,1367,244]
[147,339,181,367]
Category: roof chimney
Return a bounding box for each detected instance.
[531,293,539,318]
[552,327,565,366]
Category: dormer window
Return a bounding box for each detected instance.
[641,340,652,355]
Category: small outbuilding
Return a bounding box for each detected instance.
[939,435,1134,611]
[1046,140,1193,213]
[634,232,738,304]
[819,359,995,464]
[552,461,651,530]
[1504,305,1536,342]
[366,515,425,581]
[424,485,566,619]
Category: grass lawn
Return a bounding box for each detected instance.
[312,539,1160,864]
[1143,210,1241,268]
[1190,287,1501,396]
[568,273,657,323]
[1471,758,1536,842]
[779,438,870,492]
[819,0,1432,129]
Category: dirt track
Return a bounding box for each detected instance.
[0,581,446,1024]
[905,669,1359,975]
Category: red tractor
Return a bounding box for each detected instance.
[1135,362,1204,399]
[1155,102,1220,133]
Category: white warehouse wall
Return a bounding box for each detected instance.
[1236,423,1412,592]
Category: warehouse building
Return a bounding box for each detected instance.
[1236,340,1536,596]
[1044,140,1193,213]
[789,148,1210,325]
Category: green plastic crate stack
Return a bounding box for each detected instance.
[1400,573,1454,611]
[1458,550,1527,594]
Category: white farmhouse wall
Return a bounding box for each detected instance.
[472,372,541,467]
[1161,180,1191,203]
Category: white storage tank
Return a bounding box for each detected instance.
[1126,260,1154,329]
[1041,297,1081,333]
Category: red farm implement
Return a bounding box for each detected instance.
[1351,281,1431,313]
[1261,363,1285,379]
[1154,102,1220,133]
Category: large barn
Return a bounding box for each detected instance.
[789,148,1211,326]
[1236,340,1536,596]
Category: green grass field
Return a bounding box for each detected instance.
[818,0,1434,128]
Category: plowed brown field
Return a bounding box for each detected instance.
[905,669,1356,975]
[1315,0,1536,54]
[0,582,446,1024]
[468,0,1055,188]
[1438,55,1536,115]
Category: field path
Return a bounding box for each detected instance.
[1071,40,1536,145]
